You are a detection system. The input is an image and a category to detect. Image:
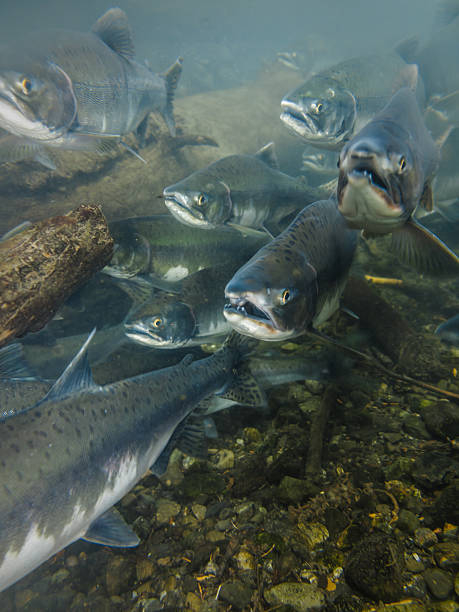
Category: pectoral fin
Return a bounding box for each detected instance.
[83,508,139,547]
[217,364,266,407]
[391,218,459,275]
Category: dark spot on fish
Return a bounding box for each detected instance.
[16,471,23,481]
[66,448,71,456]
[34,410,41,418]
[10,443,20,454]
[4,484,12,496]
[89,424,94,434]
[52,424,63,434]
[38,430,47,438]
[122,390,127,398]
[75,427,82,438]
[45,451,50,459]
[27,440,34,449]
[7,424,14,431]
[76,406,84,415]
[1,460,5,468]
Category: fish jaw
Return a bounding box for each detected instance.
[223,290,295,341]
[338,146,405,233]
[0,91,61,143]
[280,89,356,149]
[163,189,212,228]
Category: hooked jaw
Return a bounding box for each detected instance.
[223,288,295,341]
[338,145,405,232]
[280,95,354,147]
[124,320,188,349]
[163,188,210,228]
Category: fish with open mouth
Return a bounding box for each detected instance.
[0,8,182,168]
[0,328,262,592]
[337,86,459,274]
[223,198,358,341]
[280,51,420,150]
[163,143,329,236]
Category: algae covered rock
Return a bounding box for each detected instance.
[344,532,405,602]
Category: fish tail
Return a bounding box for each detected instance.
[161,57,183,137]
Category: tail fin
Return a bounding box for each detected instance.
[434,0,459,28]
[161,57,183,137]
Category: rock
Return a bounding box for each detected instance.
[344,533,405,602]
[405,553,425,573]
[277,476,310,504]
[423,568,453,600]
[235,548,257,571]
[191,503,207,521]
[421,401,459,440]
[434,542,459,571]
[263,582,325,611]
[414,527,438,548]
[296,522,329,549]
[430,602,459,612]
[455,571,459,596]
[219,579,253,609]
[185,592,203,612]
[50,568,70,584]
[403,574,427,599]
[214,449,234,470]
[105,556,135,596]
[136,559,154,582]
[402,414,430,439]
[375,602,426,611]
[155,498,181,525]
[429,481,459,526]
[396,509,420,534]
[243,427,262,444]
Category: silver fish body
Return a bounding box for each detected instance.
[0,9,181,163]
[224,198,358,341]
[0,330,257,591]
[280,52,419,150]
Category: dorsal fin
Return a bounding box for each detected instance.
[254,142,279,169]
[38,328,99,404]
[91,8,135,59]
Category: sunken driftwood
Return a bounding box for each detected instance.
[305,384,338,477]
[0,205,113,347]
[342,276,447,379]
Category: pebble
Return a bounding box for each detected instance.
[243,427,262,444]
[214,448,234,470]
[296,522,329,549]
[65,555,79,568]
[235,548,256,571]
[219,579,253,608]
[414,527,438,548]
[136,559,154,581]
[206,529,226,543]
[105,556,134,596]
[51,568,70,584]
[434,542,459,571]
[423,568,453,600]
[264,582,325,611]
[155,498,181,524]
[405,552,425,573]
[185,591,202,612]
[191,502,207,521]
[396,509,420,534]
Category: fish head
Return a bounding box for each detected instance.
[223,249,318,341]
[337,124,416,233]
[103,233,151,279]
[163,173,232,229]
[280,77,357,148]
[124,299,196,348]
[0,62,76,141]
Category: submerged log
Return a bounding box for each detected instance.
[342,276,448,379]
[0,205,113,347]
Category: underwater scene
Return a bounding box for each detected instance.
[0,0,458,609]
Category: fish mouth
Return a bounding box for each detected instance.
[163,191,210,228]
[338,161,404,231]
[223,296,293,340]
[280,100,349,146]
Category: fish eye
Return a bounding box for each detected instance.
[281,289,291,304]
[20,77,32,95]
[399,156,407,172]
[197,194,207,206]
[315,102,323,114]
[152,317,163,329]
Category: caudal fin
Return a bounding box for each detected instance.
[161,57,183,137]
